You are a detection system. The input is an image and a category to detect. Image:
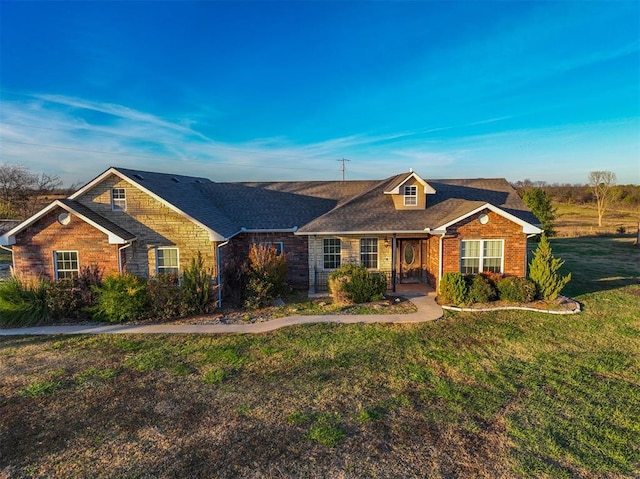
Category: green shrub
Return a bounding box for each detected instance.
[529,234,572,300]
[147,273,184,320]
[75,264,103,306]
[497,277,536,303]
[244,243,288,309]
[45,280,81,320]
[328,263,387,304]
[182,251,217,314]
[0,277,50,326]
[438,272,468,305]
[466,274,497,304]
[91,274,149,323]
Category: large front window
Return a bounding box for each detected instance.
[157,248,179,275]
[54,251,79,280]
[460,240,503,274]
[360,238,378,269]
[323,238,341,269]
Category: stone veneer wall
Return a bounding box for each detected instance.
[307,235,394,291]
[12,206,120,279]
[75,175,216,278]
[441,209,528,280]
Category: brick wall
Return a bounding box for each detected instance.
[12,207,120,279]
[221,232,309,289]
[441,209,528,281]
[75,175,216,278]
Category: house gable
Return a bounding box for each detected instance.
[383,171,436,211]
[434,203,543,235]
[70,167,236,241]
[8,203,123,279]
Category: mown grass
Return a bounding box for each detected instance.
[1,286,638,478]
[550,236,640,297]
[0,236,638,478]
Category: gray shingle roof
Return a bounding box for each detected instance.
[60,199,137,241]
[296,177,539,233]
[107,167,539,237]
[114,168,240,238]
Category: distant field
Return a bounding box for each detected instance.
[554,203,639,237]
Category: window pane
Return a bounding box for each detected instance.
[157,248,179,275]
[461,240,480,258]
[111,188,126,211]
[484,240,502,257]
[323,238,341,269]
[360,238,378,269]
[461,258,479,274]
[483,258,502,272]
[404,185,417,206]
[55,251,79,280]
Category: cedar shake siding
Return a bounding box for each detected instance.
[75,174,216,278]
[12,206,120,279]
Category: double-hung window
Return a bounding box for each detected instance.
[360,238,378,269]
[54,251,79,280]
[460,240,503,274]
[404,185,417,206]
[157,248,179,275]
[111,188,126,211]
[323,238,341,269]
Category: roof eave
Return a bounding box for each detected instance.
[0,200,137,245]
[435,203,543,234]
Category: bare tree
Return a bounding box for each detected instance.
[0,164,62,219]
[588,170,617,227]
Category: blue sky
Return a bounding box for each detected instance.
[1,1,638,186]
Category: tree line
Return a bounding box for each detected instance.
[0,164,73,220]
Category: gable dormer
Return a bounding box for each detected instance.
[384,170,436,210]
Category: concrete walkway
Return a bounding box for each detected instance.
[0,292,443,336]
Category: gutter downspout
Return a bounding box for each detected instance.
[438,233,445,289]
[118,242,133,274]
[0,245,14,276]
[216,240,230,308]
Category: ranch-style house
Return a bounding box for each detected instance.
[0,167,542,297]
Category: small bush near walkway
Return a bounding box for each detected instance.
[244,243,288,309]
[91,274,150,323]
[328,263,387,305]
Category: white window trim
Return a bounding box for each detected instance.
[111,188,127,211]
[460,239,504,274]
[323,238,342,270]
[54,250,79,281]
[360,237,379,269]
[404,185,418,206]
[259,241,284,256]
[156,247,180,275]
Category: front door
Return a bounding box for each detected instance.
[400,240,421,283]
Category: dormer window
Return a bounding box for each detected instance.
[111,188,126,211]
[404,185,417,206]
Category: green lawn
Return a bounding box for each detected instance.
[1,237,639,478]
